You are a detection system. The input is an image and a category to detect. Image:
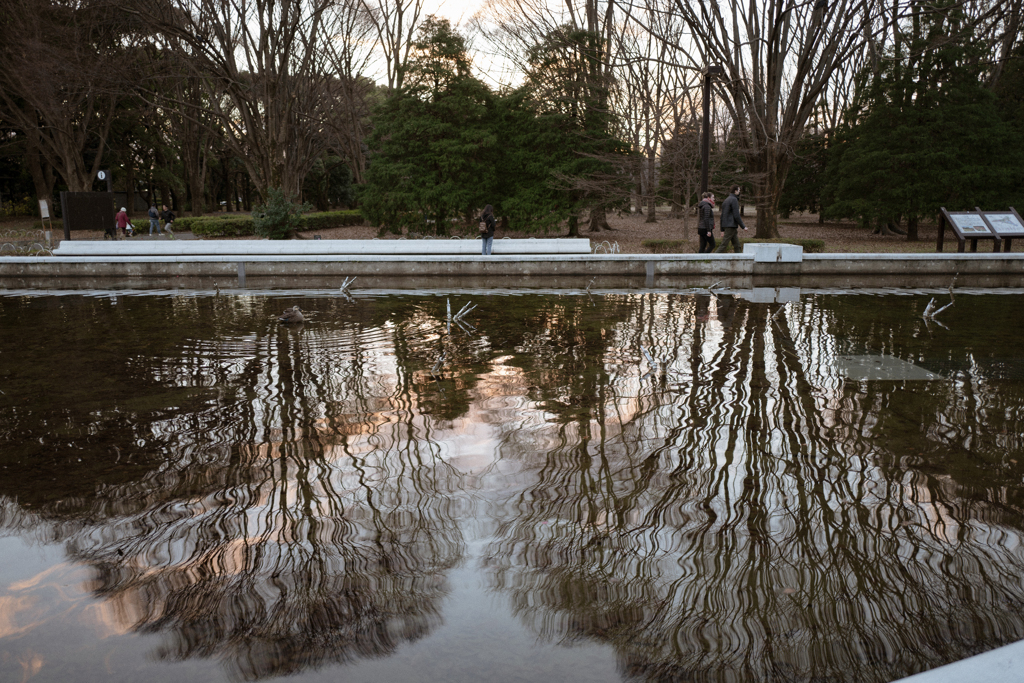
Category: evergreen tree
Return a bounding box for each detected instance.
[514,26,631,235]
[824,1,1022,239]
[778,132,828,219]
[361,18,497,235]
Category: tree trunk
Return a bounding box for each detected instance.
[24,132,55,209]
[125,161,136,217]
[753,151,790,239]
[188,169,205,216]
[588,207,612,232]
[669,183,682,219]
[645,150,657,223]
[906,216,919,241]
[568,214,579,237]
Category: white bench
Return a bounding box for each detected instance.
[53,238,592,257]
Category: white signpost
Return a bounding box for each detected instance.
[38,199,53,247]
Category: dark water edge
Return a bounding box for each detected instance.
[1,289,1023,683]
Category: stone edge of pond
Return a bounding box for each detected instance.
[889,638,1024,683]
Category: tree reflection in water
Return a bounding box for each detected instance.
[484,292,1024,683]
[1,292,1023,683]
[0,295,468,681]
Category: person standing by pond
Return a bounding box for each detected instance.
[479,204,496,256]
[714,185,747,253]
[697,192,716,254]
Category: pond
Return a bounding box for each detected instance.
[1,287,1023,683]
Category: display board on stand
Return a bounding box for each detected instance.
[981,210,1024,252]
[937,207,1022,253]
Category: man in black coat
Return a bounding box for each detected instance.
[714,186,747,253]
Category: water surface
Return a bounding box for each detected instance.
[1,288,1023,683]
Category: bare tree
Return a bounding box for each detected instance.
[322,1,381,183]
[612,1,679,224]
[0,0,132,193]
[361,0,427,91]
[139,0,347,200]
[628,0,876,237]
[660,82,703,226]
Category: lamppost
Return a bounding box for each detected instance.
[700,65,724,195]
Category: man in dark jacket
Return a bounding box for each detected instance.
[159,205,175,238]
[696,192,716,253]
[714,186,747,253]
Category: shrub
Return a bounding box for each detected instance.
[253,188,311,240]
[300,209,364,231]
[173,216,199,232]
[642,239,690,253]
[190,217,256,237]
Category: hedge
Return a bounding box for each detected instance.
[188,216,256,237]
[30,210,363,237]
[642,239,689,253]
[300,210,364,231]
[184,210,363,237]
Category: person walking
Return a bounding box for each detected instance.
[148,204,160,235]
[479,204,496,256]
[714,185,747,253]
[696,192,716,254]
[159,205,175,238]
[115,207,130,240]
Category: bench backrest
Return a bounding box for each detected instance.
[53,238,592,257]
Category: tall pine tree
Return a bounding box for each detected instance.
[824,1,1022,239]
[361,18,497,235]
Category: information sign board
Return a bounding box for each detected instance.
[980,209,1024,252]
[983,212,1024,235]
[950,213,991,234]
[937,208,1000,253]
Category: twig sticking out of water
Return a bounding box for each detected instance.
[453,301,475,322]
[707,281,722,291]
[923,274,957,320]
[432,350,446,375]
[771,305,786,321]
[339,276,357,293]
[586,278,595,294]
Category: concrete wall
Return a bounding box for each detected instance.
[0,253,1022,290]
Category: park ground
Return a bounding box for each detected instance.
[0,210,969,254]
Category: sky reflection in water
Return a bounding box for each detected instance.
[0,290,1023,683]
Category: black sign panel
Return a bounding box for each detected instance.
[59,192,115,240]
